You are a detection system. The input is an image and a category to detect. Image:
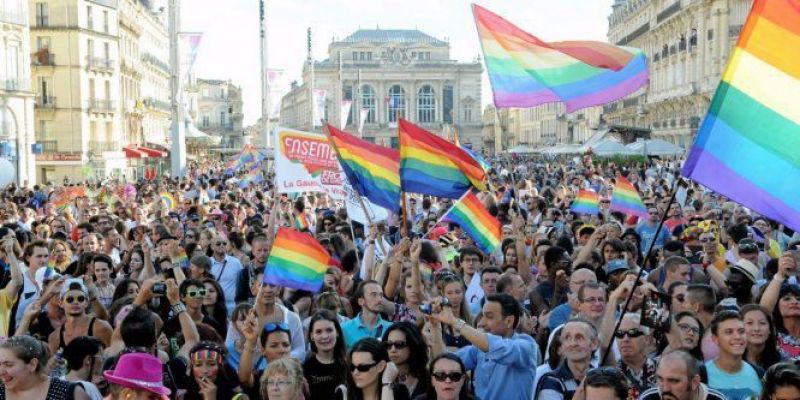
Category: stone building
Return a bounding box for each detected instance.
[196,79,244,148]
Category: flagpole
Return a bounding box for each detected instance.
[420,190,469,240]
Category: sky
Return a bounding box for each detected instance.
[178,0,615,126]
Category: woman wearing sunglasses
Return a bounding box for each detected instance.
[304,310,348,400]
[346,338,400,400]
[184,341,237,400]
[381,322,429,398]
[238,311,293,395]
[412,353,471,400]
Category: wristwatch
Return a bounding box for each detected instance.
[455,319,467,331]
[171,302,187,315]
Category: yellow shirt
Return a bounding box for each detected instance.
[0,291,13,340]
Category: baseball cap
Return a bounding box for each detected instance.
[604,259,628,275]
[60,278,89,298]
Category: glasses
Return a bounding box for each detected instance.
[265,380,293,389]
[432,371,464,382]
[187,289,207,298]
[65,295,87,304]
[215,241,227,246]
[739,243,758,253]
[350,362,378,373]
[699,237,715,243]
[580,297,604,304]
[614,329,645,339]
[186,234,196,239]
[264,322,290,334]
[383,341,408,350]
[677,323,701,335]
[462,256,481,263]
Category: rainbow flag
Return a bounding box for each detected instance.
[226,144,265,174]
[473,4,649,112]
[44,254,57,277]
[442,191,501,254]
[571,189,599,215]
[683,0,800,231]
[610,175,649,219]
[160,192,176,211]
[293,213,310,231]
[327,124,401,212]
[264,228,330,292]
[453,129,491,174]
[399,119,487,198]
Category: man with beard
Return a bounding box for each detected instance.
[724,259,758,306]
[639,350,726,400]
[704,310,763,399]
[48,278,112,353]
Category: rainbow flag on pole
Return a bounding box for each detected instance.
[571,189,600,215]
[263,228,331,292]
[610,175,649,219]
[472,4,649,112]
[399,119,486,198]
[683,0,800,231]
[442,191,501,254]
[327,124,401,212]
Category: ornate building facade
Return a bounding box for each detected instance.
[603,0,752,148]
[196,79,244,148]
[279,29,484,149]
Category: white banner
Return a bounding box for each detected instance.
[358,108,369,134]
[267,69,285,119]
[340,100,352,130]
[312,89,327,127]
[178,33,202,81]
[273,127,345,200]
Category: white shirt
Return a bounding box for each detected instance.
[211,254,243,315]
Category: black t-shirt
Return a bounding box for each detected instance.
[303,356,345,400]
[162,313,225,340]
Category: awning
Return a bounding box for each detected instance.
[138,146,168,158]
[123,146,149,159]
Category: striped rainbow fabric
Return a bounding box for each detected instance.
[610,175,649,219]
[263,228,331,293]
[683,0,800,231]
[473,4,649,112]
[571,189,600,215]
[442,191,501,254]
[327,124,401,212]
[399,119,487,199]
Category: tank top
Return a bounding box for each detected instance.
[59,317,97,350]
[0,377,74,400]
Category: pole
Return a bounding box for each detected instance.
[308,27,314,131]
[168,0,186,178]
[259,0,270,148]
[356,68,362,136]
[600,177,682,365]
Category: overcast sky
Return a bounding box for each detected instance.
[178,0,615,125]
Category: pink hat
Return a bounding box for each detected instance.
[103,353,171,396]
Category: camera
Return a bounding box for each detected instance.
[420,297,450,314]
[152,283,167,295]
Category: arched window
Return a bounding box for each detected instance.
[387,85,405,123]
[417,85,435,123]
[361,85,376,123]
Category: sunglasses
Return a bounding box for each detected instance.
[432,371,464,382]
[614,329,645,339]
[350,362,378,373]
[739,243,758,253]
[187,289,207,298]
[383,341,408,350]
[215,241,227,246]
[699,237,715,243]
[65,295,87,304]
[264,322,290,334]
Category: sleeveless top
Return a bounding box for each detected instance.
[0,377,75,400]
[59,317,97,349]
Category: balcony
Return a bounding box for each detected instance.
[88,99,115,113]
[32,51,56,66]
[35,96,57,109]
[0,8,26,25]
[0,78,30,92]
[86,57,115,72]
[35,140,82,162]
[88,141,119,153]
[657,1,682,24]
[142,97,170,112]
[141,53,170,74]
[39,140,58,152]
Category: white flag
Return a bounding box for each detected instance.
[312,89,327,127]
[340,100,352,130]
[358,108,369,134]
[267,69,285,119]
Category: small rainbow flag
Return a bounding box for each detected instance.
[442,191,501,254]
[610,175,649,219]
[263,228,331,292]
[327,124,401,212]
[160,192,176,211]
[473,4,649,112]
[682,0,800,231]
[294,213,310,231]
[571,189,600,215]
[44,254,57,278]
[399,119,486,199]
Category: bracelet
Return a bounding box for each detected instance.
[171,302,187,315]
[455,319,467,331]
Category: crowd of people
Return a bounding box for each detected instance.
[0,155,799,400]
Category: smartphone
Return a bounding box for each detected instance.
[788,250,800,277]
[152,283,167,295]
[641,290,671,330]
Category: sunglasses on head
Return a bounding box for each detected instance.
[432,371,464,382]
[65,295,86,304]
[264,322,290,334]
[350,362,378,373]
[739,243,758,253]
[614,329,645,339]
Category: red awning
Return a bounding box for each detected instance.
[123,146,148,159]
[138,146,168,158]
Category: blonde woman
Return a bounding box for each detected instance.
[260,357,308,400]
[51,240,73,272]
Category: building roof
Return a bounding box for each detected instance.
[337,29,448,47]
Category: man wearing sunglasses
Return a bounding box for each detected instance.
[48,278,112,353]
[613,313,656,394]
[209,232,243,315]
[163,278,225,339]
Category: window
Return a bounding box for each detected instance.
[220,111,227,128]
[104,42,110,61]
[352,51,358,61]
[443,85,453,123]
[35,3,48,26]
[202,115,210,127]
[36,36,50,51]
[103,10,109,33]
[87,6,93,30]
[366,52,372,61]
[387,85,405,123]
[361,85,376,123]
[417,85,436,123]
[463,104,473,123]
[88,78,96,101]
[87,39,94,60]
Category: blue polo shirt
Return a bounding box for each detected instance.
[456,332,540,400]
[341,313,392,349]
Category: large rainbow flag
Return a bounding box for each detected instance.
[263,228,331,292]
[327,124,401,212]
[610,175,649,219]
[571,189,600,215]
[473,4,649,112]
[682,0,800,231]
[399,119,487,199]
[442,191,501,254]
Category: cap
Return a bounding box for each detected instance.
[60,278,89,298]
[604,259,628,275]
[156,235,178,245]
[577,225,596,236]
[737,238,759,253]
[730,259,758,284]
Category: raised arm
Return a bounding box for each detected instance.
[238,310,261,387]
[0,239,22,299]
[761,254,795,312]
[166,279,199,359]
